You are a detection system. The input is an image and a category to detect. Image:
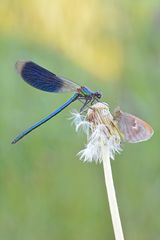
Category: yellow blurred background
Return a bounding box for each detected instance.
[0,0,159,239]
[0,0,124,79]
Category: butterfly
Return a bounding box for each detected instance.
[113,109,154,143]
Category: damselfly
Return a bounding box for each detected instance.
[12,61,101,144]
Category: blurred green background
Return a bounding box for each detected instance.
[0,0,159,239]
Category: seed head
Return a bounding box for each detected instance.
[72,102,122,163]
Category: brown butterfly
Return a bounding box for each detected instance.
[114,109,154,143]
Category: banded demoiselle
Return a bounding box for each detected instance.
[12,61,101,144]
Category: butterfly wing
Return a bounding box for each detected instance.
[114,109,154,143]
[16,60,80,93]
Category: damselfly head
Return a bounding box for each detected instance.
[113,109,154,143]
[94,91,102,99]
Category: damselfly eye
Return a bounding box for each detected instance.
[95,92,102,99]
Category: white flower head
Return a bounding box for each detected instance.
[72,102,122,163]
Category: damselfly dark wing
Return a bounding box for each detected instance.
[16,61,80,93]
[114,109,154,143]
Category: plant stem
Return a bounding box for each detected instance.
[102,148,124,240]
